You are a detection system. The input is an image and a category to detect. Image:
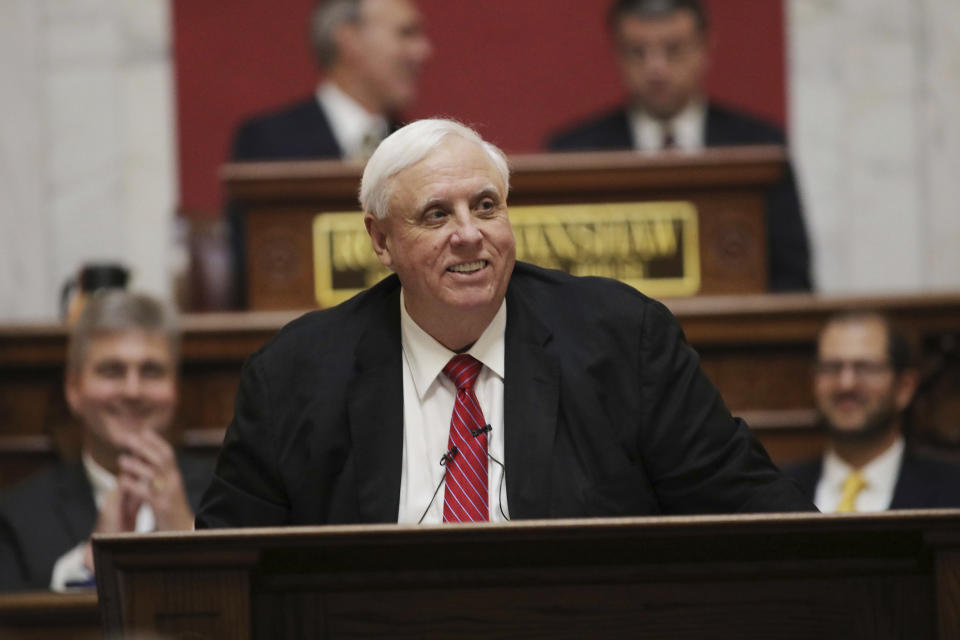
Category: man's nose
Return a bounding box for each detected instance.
[416,35,433,61]
[120,372,143,397]
[644,48,671,75]
[836,365,859,389]
[450,209,482,245]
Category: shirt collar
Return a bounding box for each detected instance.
[629,97,706,151]
[821,436,905,493]
[316,81,389,158]
[399,290,506,401]
[81,450,116,509]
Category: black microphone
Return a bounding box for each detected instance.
[470,424,492,438]
[440,446,459,466]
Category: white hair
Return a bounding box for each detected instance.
[358,119,511,220]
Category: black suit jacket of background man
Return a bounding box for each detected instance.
[547,103,812,292]
[232,97,344,162]
[226,97,343,307]
[197,262,814,528]
[785,450,960,510]
[0,456,213,591]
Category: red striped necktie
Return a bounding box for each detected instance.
[441,354,489,522]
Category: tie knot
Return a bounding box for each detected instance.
[837,470,868,513]
[443,354,483,391]
[842,471,867,493]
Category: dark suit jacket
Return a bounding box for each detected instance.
[0,455,213,591]
[226,97,343,307]
[784,450,960,510]
[547,103,812,292]
[197,262,814,528]
[232,96,343,162]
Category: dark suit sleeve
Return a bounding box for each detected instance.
[0,506,28,591]
[196,354,291,528]
[636,301,815,513]
[767,161,812,291]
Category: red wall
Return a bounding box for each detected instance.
[173,0,786,215]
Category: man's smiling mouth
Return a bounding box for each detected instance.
[448,260,487,273]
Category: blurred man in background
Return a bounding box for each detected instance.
[0,291,212,591]
[785,312,960,512]
[227,0,432,307]
[548,0,811,291]
[231,0,432,163]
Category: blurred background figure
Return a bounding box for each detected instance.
[547,0,811,292]
[785,312,960,512]
[0,291,213,591]
[226,0,432,307]
[230,0,432,163]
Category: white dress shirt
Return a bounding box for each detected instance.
[396,291,509,524]
[50,452,156,591]
[629,98,707,152]
[316,81,389,160]
[814,437,905,513]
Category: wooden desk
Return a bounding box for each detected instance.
[225,147,784,308]
[94,511,960,639]
[0,591,99,639]
[2,292,958,488]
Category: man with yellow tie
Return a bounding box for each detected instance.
[785,312,960,512]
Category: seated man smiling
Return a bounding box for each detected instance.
[0,291,212,591]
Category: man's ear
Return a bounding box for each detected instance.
[365,213,393,269]
[333,20,362,65]
[894,368,919,411]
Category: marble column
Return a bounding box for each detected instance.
[0,0,176,320]
[788,0,960,294]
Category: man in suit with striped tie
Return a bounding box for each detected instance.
[197,118,814,529]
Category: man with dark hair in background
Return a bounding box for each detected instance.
[547,0,811,292]
[227,0,432,307]
[0,291,212,591]
[785,312,960,512]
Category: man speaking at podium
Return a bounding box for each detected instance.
[197,119,813,528]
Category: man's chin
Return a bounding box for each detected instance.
[816,411,898,443]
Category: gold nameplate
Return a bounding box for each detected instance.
[313,201,700,307]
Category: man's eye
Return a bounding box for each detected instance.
[96,363,126,378]
[477,198,497,213]
[423,209,447,223]
[141,364,168,379]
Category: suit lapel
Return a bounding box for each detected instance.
[55,462,97,543]
[890,453,935,509]
[310,100,344,157]
[503,286,560,519]
[604,110,634,149]
[347,286,404,522]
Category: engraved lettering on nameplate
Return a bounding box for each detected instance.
[313,201,700,307]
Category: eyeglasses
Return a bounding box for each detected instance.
[813,359,893,379]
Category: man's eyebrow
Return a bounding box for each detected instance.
[415,195,448,213]
[414,184,503,212]
[475,185,503,200]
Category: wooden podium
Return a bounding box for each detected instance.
[95,512,960,639]
[224,147,784,309]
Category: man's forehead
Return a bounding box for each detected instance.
[362,0,418,23]
[819,319,888,357]
[393,138,504,196]
[85,330,174,359]
[618,9,700,37]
